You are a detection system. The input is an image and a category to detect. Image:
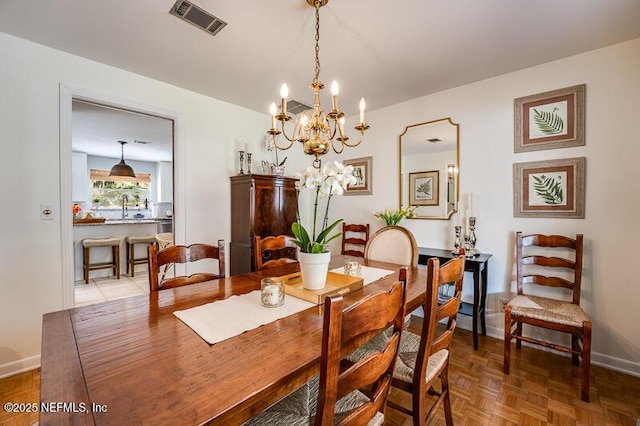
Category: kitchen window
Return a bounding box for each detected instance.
[90,169,151,209]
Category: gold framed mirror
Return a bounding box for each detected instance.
[399,118,459,220]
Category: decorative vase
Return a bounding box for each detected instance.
[298,251,331,290]
[271,165,285,177]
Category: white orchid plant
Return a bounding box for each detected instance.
[292,161,358,253]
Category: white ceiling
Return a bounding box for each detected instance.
[2,0,640,159]
[72,101,173,162]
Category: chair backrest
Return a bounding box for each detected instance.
[254,235,298,270]
[414,256,465,391]
[364,226,418,267]
[516,232,584,305]
[316,280,406,426]
[341,223,370,258]
[148,241,225,292]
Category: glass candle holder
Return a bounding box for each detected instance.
[344,260,362,277]
[261,277,285,308]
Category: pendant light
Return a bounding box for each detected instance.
[109,141,136,178]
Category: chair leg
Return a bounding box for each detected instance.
[412,383,427,426]
[129,243,136,277]
[515,322,523,350]
[581,322,592,402]
[441,364,453,426]
[503,307,511,374]
[114,245,120,279]
[83,246,90,284]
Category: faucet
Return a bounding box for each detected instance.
[122,195,129,219]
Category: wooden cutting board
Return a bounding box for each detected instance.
[73,218,106,224]
[279,272,364,305]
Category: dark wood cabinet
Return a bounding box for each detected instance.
[230,174,298,275]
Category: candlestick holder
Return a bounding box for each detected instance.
[246,153,252,174]
[463,234,471,255]
[238,151,245,175]
[452,225,462,255]
[469,216,479,256]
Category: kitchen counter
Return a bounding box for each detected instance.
[73,218,172,226]
[72,218,172,281]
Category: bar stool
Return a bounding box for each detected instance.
[126,235,158,277]
[82,237,122,284]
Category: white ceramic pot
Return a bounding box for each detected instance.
[298,251,331,290]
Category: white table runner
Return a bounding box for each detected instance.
[174,291,315,345]
[330,265,396,285]
[174,266,395,345]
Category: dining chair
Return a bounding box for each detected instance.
[244,280,406,426]
[503,232,591,402]
[349,256,464,426]
[148,241,225,291]
[364,225,418,267]
[254,235,298,270]
[341,223,370,258]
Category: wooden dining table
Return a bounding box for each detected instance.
[40,256,428,425]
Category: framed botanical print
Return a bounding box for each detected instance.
[513,157,585,218]
[514,84,585,153]
[343,156,372,195]
[409,170,439,206]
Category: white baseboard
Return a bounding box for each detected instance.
[0,354,41,379]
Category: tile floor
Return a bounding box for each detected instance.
[74,265,150,307]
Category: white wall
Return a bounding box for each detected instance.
[0,32,309,376]
[329,38,640,375]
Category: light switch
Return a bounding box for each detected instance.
[41,204,54,220]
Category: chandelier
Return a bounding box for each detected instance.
[267,0,370,168]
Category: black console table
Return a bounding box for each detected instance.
[418,247,492,350]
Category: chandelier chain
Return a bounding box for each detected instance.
[314,1,321,84]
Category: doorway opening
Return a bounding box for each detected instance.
[60,85,183,309]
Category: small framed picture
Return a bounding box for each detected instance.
[513,157,585,218]
[343,156,372,196]
[409,171,439,206]
[514,84,585,153]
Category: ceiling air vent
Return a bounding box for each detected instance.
[170,0,227,36]
[287,100,313,116]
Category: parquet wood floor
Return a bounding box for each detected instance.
[1,319,638,425]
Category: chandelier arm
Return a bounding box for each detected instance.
[271,132,295,150]
[331,139,345,154]
[277,121,300,145]
[341,132,365,148]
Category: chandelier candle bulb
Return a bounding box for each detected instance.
[359,98,366,124]
[300,115,308,138]
[280,84,288,115]
[331,80,339,111]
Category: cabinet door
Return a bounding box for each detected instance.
[279,182,298,235]
[254,180,285,238]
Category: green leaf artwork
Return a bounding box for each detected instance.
[416,180,432,198]
[532,174,563,205]
[533,107,564,135]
